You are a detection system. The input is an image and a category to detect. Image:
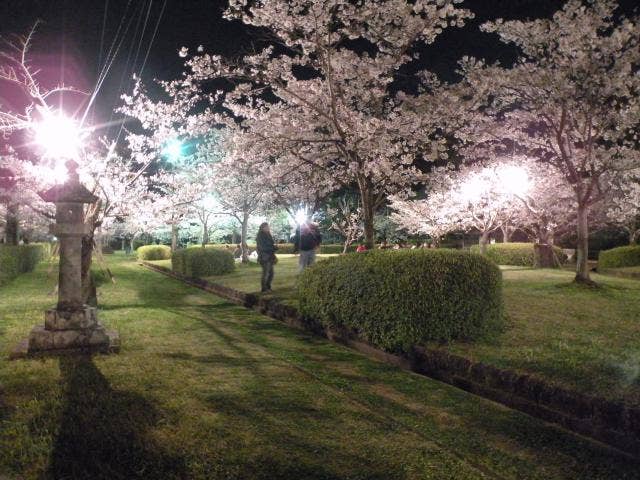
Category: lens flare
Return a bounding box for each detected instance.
[33,114,82,159]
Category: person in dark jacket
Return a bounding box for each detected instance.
[293,222,322,271]
[256,222,278,293]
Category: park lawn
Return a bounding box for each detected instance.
[154,254,640,407]
[598,265,640,280]
[1,255,638,479]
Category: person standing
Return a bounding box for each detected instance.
[256,222,278,293]
[293,222,322,271]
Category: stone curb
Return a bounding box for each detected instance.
[141,261,640,458]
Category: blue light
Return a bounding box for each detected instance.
[162,139,183,161]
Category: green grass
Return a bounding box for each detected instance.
[152,255,640,407]
[1,254,638,478]
[599,266,640,279]
[443,268,640,407]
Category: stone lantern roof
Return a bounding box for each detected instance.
[38,160,98,204]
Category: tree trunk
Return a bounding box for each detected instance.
[241,212,249,263]
[342,240,349,254]
[202,219,209,247]
[534,243,556,268]
[4,203,19,245]
[479,230,490,255]
[500,224,512,243]
[575,203,593,284]
[361,191,375,250]
[630,228,639,245]
[171,224,179,252]
[81,232,97,307]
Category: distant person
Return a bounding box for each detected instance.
[256,222,278,293]
[356,243,367,253]
[232,244,242,259]
[293,222,322,271]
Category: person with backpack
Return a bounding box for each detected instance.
[256,222,278,293]
[293,222,322,271]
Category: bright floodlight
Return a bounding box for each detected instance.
[33,114,82,159]
[499,165,529,195]
[461,176,488,202]
[162,139,183,161]
[294,208,308,225]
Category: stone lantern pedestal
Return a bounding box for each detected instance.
[12,161,119,358]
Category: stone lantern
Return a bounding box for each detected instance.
[14,160,119,356]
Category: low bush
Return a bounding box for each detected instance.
[133,239,148,251]
[598,245,640,269]
[0,243,49,286]
[172,247,235,277]
[298,249,504,353]
[470,242,566,266]
[319,244,356,254]
[137,245,172,261]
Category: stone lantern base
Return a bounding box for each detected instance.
[11,306,119,359]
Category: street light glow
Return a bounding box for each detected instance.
[33,114,82,159]
[499,165,530,195]
[294,208,307,225]
[162,139,184,161]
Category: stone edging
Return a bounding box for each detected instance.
[141,261,640,458]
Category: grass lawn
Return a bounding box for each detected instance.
[1,254,638,479]
[149,254,640,407]
[599,266,640,279]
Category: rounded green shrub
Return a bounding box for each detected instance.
[172,247,235,277]
[298,249,504,353]
[598,245,640,269]
[470,242,566,266]
[0,246,20,286]
[137,245,172,261]
[0,243,49,286]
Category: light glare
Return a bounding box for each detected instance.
[294,208,307,225]
[34,114,81,159]
[162,139,183,161]
[499,166,529,195]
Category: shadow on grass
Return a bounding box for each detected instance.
[46,356,187,480]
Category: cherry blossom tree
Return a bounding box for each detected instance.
[457,0,640,283]
[147,167,212,251]
[607,178,640,245]
[390,189,461,247]
[392,164,530,253]
[326,196,363,253]
[0,25,87,245]
[122,0,473,248]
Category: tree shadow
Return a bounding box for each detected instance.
[45,356,188,480]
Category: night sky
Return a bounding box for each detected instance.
[0,0,638,141]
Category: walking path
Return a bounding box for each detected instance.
[0,255,638,479]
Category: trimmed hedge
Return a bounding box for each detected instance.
[0,243,49,286]
[172,247,235,277]
[298,249,504,353]
[598,245,640,269]
[470,242,566,267]
[137,245,172,261]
